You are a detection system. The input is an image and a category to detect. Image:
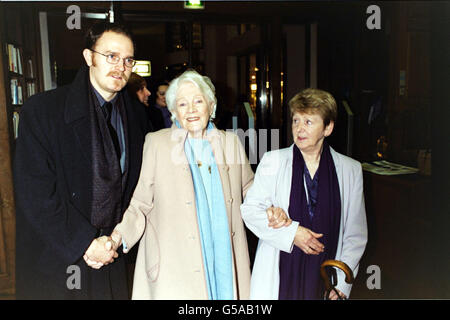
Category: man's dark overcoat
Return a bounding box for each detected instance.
[14,65,151,299]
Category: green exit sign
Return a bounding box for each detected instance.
[184,0,205,10]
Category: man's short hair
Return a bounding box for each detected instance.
[85,21,135,51]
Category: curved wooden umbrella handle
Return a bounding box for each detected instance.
[320,260,354,291]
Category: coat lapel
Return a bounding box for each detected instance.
[63,66,92,166]
[330,147,344,199]
[170,127,199,235]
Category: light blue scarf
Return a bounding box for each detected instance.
[176,120,233,300]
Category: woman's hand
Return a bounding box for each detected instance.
[266,206,292,229]
[110,229,124,253]
[293,225,325,255]
[327,288,347,300]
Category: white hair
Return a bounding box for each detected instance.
[165,69,217,122]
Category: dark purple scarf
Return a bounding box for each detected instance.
[279,141,341,300]
[88,84,128,229]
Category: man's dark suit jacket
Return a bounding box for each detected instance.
[14,65,151,299]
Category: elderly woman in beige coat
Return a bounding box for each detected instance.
[104,70,254,299]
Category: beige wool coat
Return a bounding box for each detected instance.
[115,125,254,299]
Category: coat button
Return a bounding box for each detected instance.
[227,198,233,204]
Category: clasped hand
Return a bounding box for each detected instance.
[266,206,325,255]
[294,225,325,255]
[83,230,122,269]
[266,206,293,228]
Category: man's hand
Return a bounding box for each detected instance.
[266,206,292,229]
[83,236,118,269]
[293,225,325,255]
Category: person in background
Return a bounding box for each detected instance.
[14,22,150,299]
[241,88,368,300]
[87,70,260,299]
[127,72,151,107]
[150,79,172,130]
[127,72,162,131]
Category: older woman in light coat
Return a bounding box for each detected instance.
[241,88,368,300]
[104,70,254,299]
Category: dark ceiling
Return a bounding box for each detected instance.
[33,1,367,24]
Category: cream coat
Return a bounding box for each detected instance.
[115,125,254,299]
[241,145,368,299]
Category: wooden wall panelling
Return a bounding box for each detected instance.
[0,3,42,297]
[0,4,16,295]
[386,3,431,165]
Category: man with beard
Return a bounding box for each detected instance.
[14,22,151,299]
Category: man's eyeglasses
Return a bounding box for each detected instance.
[90,49,136,68]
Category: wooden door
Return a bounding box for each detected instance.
[0,23,16,296]
[0,4,44,298]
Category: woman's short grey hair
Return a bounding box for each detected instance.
[165,69,217,122]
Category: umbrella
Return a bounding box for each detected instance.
[320,260,354,300]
